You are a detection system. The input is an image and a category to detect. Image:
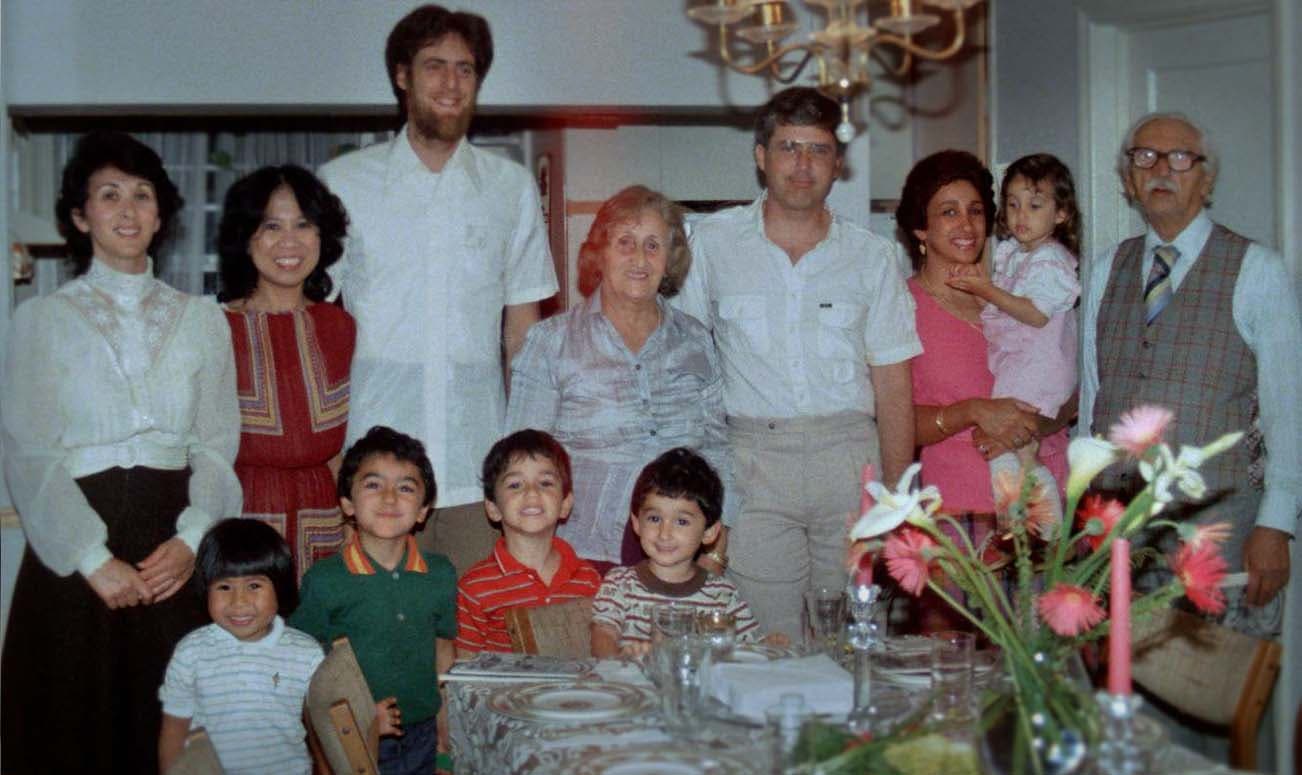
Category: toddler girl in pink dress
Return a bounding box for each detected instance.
[947,153,1081,523]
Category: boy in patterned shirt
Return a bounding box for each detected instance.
[592,448,766,657]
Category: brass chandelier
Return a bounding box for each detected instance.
[686,0,983,140]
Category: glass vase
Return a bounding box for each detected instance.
[977,654,1095,775]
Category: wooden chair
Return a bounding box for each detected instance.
[306,637,380,775]
[503,598,594,657]
[1131,606,1282,770]
[164,728,223,775]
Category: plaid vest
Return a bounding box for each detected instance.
[1092,223,1261,568]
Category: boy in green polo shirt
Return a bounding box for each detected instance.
[291,426,457,775]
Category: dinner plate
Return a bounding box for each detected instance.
[545,745,753,774]
[874,635,997,689]
[487,680,655,723]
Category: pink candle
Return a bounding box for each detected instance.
[1108,539,1132,695]
[859,463,876,517]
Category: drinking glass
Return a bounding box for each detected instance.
[695,609,738,661]
[651,603,695,644]
[803,587,845,654]
[658,634,713,730]
[929,630,975,722]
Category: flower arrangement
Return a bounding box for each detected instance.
[844,405,1241,773]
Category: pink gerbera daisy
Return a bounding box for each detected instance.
[994,469,1057,540]
[1108,405,1175,457]
[1177,521,1233,551]
[1037,584,1107,637]
[1172,542,1228,615]
[883,527,937,597]
[1076,495,1125,551]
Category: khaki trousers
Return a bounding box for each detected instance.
[725,412,879,642]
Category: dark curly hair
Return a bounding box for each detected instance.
[995,153,1082,257]
[385,4,493,121]
[895,150,996,271]
[481,429,573,503]
[630,447,724,528]
[195,518,299,615]
[55,131,184,275]
[216,165,348,304]
[337,426,437,511]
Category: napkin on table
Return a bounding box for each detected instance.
[707,654,852,721]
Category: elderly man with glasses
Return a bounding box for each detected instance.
[1079,111,1301,637]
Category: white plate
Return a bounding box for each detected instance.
[487,680,655,723]
[728,643,795,662]
[548,746,753,775]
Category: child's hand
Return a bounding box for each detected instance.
[374,697,402,737]
[761,632,791,648]
[945,265,995,300]
[619,641,653,660]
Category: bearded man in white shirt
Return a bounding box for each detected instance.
[676,88,920,640]
[320,5,557,575]
[1080,112,1301,636]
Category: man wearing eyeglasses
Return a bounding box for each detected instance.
[675,87,921,640]
[1080,112,1301,635]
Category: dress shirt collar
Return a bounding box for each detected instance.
[340,534,428,575]
[491,536,583,588]
[1143,209,1213,266]
[384,124,483,192]
[748,191,841,255]
[86,256,155,305]
[580,288,675,348]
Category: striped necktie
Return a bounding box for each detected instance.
[1144,244,1178,325]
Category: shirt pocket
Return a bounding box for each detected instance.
[816,301,864,361]
[450,221,508,361]
[718,294,769,355]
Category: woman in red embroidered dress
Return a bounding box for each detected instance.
[218,165,355,580]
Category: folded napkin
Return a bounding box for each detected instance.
[708,654,852,721]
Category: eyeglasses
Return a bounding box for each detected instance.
[774,139,836,161]
[1126,147,1206,172]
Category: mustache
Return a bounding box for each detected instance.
[1144,178,1179,194]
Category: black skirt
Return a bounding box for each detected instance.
[1,467,206,775]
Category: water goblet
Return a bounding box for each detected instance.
[928,630,975,724]
[695,608,738,661]
[803,587,845,654]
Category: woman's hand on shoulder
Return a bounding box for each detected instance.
[137,537,196,603]
[971,398,1041,451]
[86,557,155,609]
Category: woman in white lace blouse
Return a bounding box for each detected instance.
[0,132,242,774]
[505,185,735,573]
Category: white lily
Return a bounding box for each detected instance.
[848,462,942,540]
[1066,436,1121,499]
[1139,431,1243,513]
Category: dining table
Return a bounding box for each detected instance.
[444,650,1257,775]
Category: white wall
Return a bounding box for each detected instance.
[989,0,1079,171]
[3,0,812,113]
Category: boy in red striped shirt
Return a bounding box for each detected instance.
[455,430,602,655]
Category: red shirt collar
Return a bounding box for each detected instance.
[491,536,581,588]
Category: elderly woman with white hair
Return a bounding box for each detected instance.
[505,185,735,573]
[1080,110,1302,630]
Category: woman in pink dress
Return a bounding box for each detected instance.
[218,165,355,580]
[893,150,1073,630]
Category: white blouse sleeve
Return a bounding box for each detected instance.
[1,298,113,577]
[173,301,243,553]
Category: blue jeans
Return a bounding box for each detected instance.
[378,714,438,775]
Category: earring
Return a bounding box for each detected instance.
[920,243,927,256]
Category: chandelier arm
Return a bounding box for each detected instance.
[715,23,818,76]
[770,50,815,84]
[873,10,968,63]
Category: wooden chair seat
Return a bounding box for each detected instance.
[504,598,594,657]
[164,728,223,775]
[306,637,380,775]
[1131,606,1281,770]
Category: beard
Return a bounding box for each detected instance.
[409,98,474,145]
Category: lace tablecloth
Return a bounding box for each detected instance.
[446,658,1249,775]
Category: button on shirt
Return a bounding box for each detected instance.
[320,130,558,506]
[674,196,922,419]
[505,290,736,562]
[1079,210,1302,535]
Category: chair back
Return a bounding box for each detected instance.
[504,598,594,657]
[306,637,379,775]
[164,728,223,775]
[1132,606,1281,769]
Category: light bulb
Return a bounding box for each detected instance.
[836,120,856,143]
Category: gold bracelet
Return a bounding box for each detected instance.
[935,407,951,436]
[703,550,728,570]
